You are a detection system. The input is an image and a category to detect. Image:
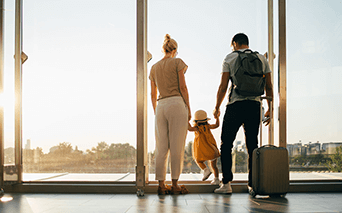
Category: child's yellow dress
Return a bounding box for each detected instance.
[193,124,220,162]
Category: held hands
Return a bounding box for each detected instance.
[213,108,220,119]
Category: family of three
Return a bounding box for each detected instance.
[149,33,274,195]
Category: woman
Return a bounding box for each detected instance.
[149,34,191,194]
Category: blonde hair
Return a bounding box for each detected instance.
[162,34,178,54]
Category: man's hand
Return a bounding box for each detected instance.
[263,109,271,126]
[213,108,220,119]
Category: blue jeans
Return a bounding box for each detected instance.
[220,100,261,186]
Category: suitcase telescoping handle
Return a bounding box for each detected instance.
[260,96,273,146]
[260,144,277,148]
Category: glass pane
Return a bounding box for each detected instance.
[21,0,136,182]
[148,0,268,182]
[3,0,16,182]
[287,0,342,180]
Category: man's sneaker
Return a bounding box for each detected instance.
[210,177,220,185]
[214,182,232,194]
[248,186,253,194]
[248,186,256,197]
[202,168,212,181]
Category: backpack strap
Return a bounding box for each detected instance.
[233,49,259,54]
[228,51,244,100]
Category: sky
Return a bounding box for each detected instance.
[2,0,342,154]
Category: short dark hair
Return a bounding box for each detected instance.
[231,33,249,46]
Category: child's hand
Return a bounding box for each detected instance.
[188,123,193,131]
[188,122,197,132]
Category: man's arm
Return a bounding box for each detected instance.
[214,72,230,118]
[264,72,274,124]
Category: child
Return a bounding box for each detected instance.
[188,109,220,185]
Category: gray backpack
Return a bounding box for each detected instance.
[230,49,266,96]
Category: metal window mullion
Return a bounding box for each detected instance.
[136,0,148,190]
[278,0,286,148]
[0,0,4,187]
[15,0,23,183]
[268,0,274,145]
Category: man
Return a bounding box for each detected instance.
[213,33,273,193]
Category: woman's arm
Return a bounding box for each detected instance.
[150,80,158,114]
[178,66,191,120]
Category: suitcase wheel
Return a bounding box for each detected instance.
[136,188,144,197]
[269,193,287,198]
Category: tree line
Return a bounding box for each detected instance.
[5,141,342,173]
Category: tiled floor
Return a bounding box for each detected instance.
[1,192,342,213]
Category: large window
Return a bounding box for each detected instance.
[20,0,137,182]
[287,0,342,180]
[147,0,269,182]
[3,0,340,188]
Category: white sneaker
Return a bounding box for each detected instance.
[248,186,253,193]
[214,182,232,194]
[210,177,220,185]
[202,168,212,181]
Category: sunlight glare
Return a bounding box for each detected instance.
[0,196,13,202]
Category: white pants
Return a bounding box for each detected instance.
[155,96,188,180]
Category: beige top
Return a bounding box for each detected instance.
[149,57,187,100]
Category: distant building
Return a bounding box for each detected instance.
[287,143,304,156]
[287,141,342,156]
[233,141,246,153]
[304,142,321,155]
[25,139,31,150]
[237,143,247,153]
[322,142,342,154]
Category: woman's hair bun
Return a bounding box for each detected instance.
[162,34,177,54]
[164,34,171,42]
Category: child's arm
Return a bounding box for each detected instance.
[188,122,198,132]
[209,111,220,129]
